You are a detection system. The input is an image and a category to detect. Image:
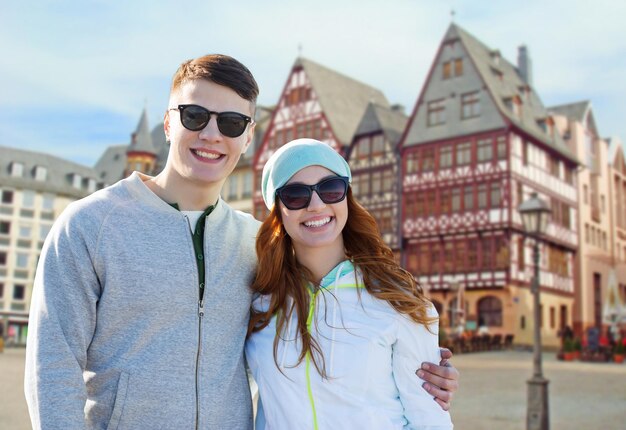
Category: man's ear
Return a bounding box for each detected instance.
[241,122,256,154]
[163,110,171,142]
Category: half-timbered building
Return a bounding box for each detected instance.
[399,24,579,347]
[347,102,408,252]
[252,57,389,220]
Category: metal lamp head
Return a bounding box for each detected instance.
[518,192,551,236]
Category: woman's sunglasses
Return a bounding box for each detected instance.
[169,104,253,138]
[276,176,350,210]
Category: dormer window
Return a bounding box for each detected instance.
[490,50,501,66]
[68,173,82,189]
[85,178,97,193]
[33,165,47,181]
[10,162,24,178]
[504,96,522,117]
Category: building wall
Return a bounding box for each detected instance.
[0,187,78,345]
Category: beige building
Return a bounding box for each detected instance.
[551,102,626,336]
[0,146,100,345]
[607,137,626,321]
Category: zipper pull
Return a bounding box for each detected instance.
[198,299,205,317]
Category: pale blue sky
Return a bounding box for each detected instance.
[1,0,625,166]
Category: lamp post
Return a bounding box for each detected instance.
[518,192,552,430]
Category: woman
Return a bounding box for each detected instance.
[246,138,453,429]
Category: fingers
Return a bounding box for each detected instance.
[439,347,453,361]
[416,363,460,392]
[422,381,453,411]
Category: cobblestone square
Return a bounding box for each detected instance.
[2,348,625,429]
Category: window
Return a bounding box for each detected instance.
[16,253,29,268]
[478,296,503,326]
[427,99,446,126]
[468,241,478,268]
[0,221,9,235]
[13,284,25,300]
[34,166,47,181]
[440,189,452,214]
[0,252,6,266]
[490,182,501,207]
[405,152,419,174]
[522,141,529,165]
[583,185,588,204]
[496,136,507,160]
[461,91,481,119]
[430,243,441,274]
[0,283,3,298]
[518,237,525,270]
[442,62,451,79]
[550,307,556,329]
[439,145,453,169]
[455,241,467,272]
[357,139,371,159]
[382,169,394,193]
[22,191,35,208]
[477,139,493,162]
[10,162,24,177]
[372,135,385,154]
[456,142,471,166]
[39,224,51,241]
[371,171,382,194]
[42,194,54,211]
[464,186,474,210]
[477,184,488,209]
[227,175,238,200]
[242,171,252,198]
[451,188,461,212]
[495,237,509,269]
[1,190,13,204]
[19,225,31,238]
[454,58,463,76]
[422,148,435,172]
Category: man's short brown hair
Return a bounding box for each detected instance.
[170,54,259,107]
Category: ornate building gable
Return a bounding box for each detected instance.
[252,57,390,218]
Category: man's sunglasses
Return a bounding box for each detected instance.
[169,104,253,138]
[276,176,350,210]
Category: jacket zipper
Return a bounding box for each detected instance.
[305,289,319,430]
[196,297,204,430]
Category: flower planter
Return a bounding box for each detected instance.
[614,354,624,364]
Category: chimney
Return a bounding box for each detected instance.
[518,45,533,86]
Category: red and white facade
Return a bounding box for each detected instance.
[399,24,579,347]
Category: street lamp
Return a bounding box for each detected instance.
[518,192,551,430]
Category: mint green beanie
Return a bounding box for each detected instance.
[261,138,352,209]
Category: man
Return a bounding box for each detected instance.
[25,54,458,429]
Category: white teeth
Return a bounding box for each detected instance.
[193,149,221,159]
[304,217,331,228]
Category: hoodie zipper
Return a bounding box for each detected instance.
[196,295,205,430]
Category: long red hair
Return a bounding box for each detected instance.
[247,189,436,377]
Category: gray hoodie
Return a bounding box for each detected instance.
[25,172,260,429]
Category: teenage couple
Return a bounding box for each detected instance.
[25,54,456,429]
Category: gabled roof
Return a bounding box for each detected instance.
[128,108,157,155]
[549,100,599,137]
[448,24,578,163]
[297,57,390,148]
[354,102,408,147]
[0,145,98,197]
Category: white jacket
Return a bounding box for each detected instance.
[245,262,453,430]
